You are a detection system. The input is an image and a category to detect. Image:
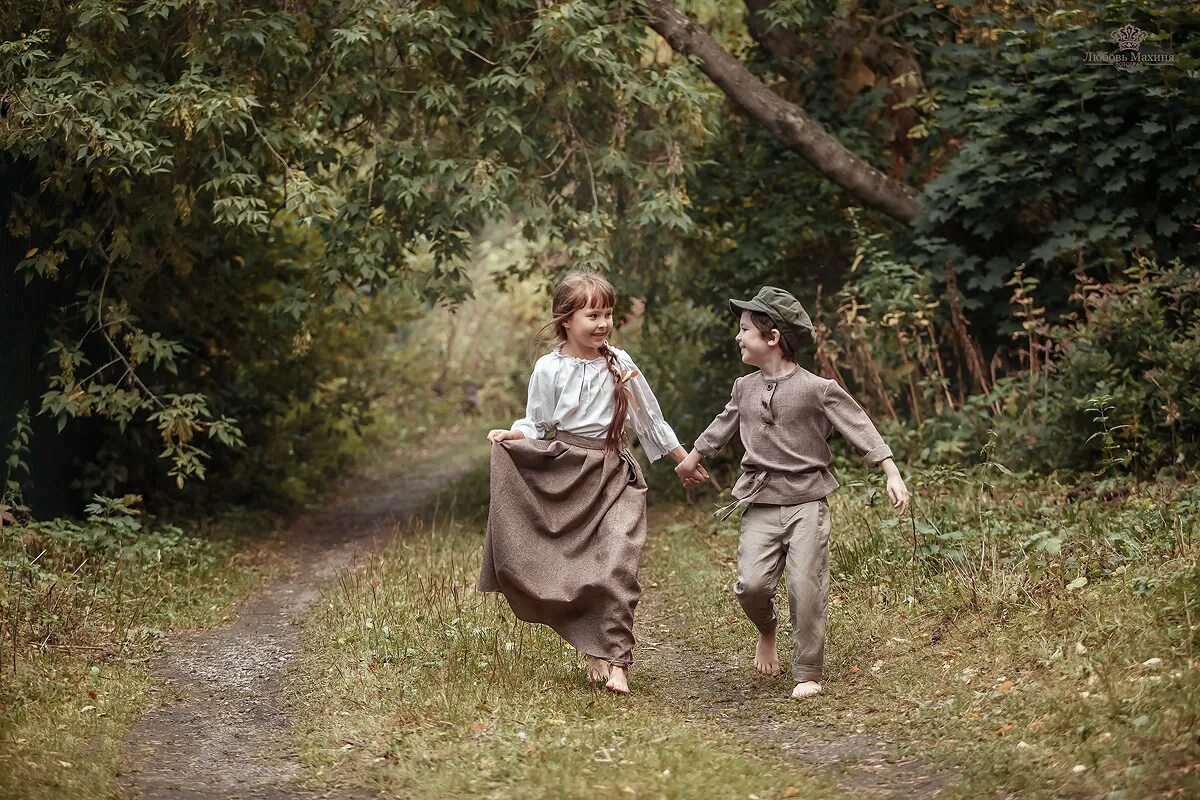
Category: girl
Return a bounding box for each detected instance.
[478,272,706,694]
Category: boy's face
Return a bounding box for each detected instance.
[735,311,780,367]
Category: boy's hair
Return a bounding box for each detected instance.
[749,311,795,360]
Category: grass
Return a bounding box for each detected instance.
[649,465,1200,799]
[0,503,278,799]
[291,460,1198,798]
[288,489,845,799]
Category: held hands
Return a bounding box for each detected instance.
[486,429,526,444]
[674,450,709,489]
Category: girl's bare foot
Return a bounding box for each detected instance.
[754,629,781,677]
[587,656,611,685]
[791,680,822,699]
[605,666,630,694]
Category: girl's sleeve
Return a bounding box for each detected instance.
[693,378,741,458]
[619,351,681,462]
[511,359,555,439]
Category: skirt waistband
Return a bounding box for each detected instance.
[553,429,617,451]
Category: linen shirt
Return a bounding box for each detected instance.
[694,366,893,505]
[511,345,682,462]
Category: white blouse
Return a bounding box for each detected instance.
[510,345,682,462]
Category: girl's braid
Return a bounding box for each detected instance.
[598,342,631,454]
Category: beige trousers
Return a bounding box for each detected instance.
[734,499,832,682]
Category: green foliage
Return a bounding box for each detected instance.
[842,245,1200,476]
[1023,261,1200,476]
[4,0,1197,509]
[915,1,1200,303]
[2,0,714,511]
[643,0,1198,457]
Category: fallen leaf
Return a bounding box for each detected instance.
[995,723,1014,735]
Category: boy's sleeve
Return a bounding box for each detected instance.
[693,378,741,458]
[821,380,893,465]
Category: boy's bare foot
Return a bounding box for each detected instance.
[587,656,611,685]
[791,680,822,699]
[754,629,781,677]
[605,666,630,694]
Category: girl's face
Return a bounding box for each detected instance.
[562,303,613,352]
[735,311,779,367]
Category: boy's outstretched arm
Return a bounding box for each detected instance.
[822,381,910,515]
[677,377,742,488]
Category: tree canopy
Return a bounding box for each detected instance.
[3,0,1197,512]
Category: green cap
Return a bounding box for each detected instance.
[728,286,815,354]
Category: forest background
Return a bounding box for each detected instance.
[3,0,1198,513]
[0,0,1198,796]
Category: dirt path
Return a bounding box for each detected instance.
[637,587,952,799]
[118,436,484,800]
[119,443,948,800]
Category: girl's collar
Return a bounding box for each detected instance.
[553,342,606,364]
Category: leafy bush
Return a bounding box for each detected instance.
[1026,261,1200,476]
[0,495,242,656]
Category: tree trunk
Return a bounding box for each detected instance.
[642,0,921,225]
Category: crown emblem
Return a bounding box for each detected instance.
[1111,24,1148,52]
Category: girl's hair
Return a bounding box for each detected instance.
[748,311,795,360]
[548,272,629,453]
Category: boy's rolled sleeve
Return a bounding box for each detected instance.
[694,377,742,458]
[821,380,893,465]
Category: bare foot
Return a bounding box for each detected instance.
[605,666,629,694]
[587,656,611,685]
[791,680,822,699]
[754,629,781,677]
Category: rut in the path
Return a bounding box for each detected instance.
[637,589,953,799]
[118,439,483,800]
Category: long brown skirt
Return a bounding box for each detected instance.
[477,431,648,668]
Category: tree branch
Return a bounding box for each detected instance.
[642,0,921,225]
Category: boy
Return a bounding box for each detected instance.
[676,286,909,699]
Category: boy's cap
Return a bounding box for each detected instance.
[729,286,815,352]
